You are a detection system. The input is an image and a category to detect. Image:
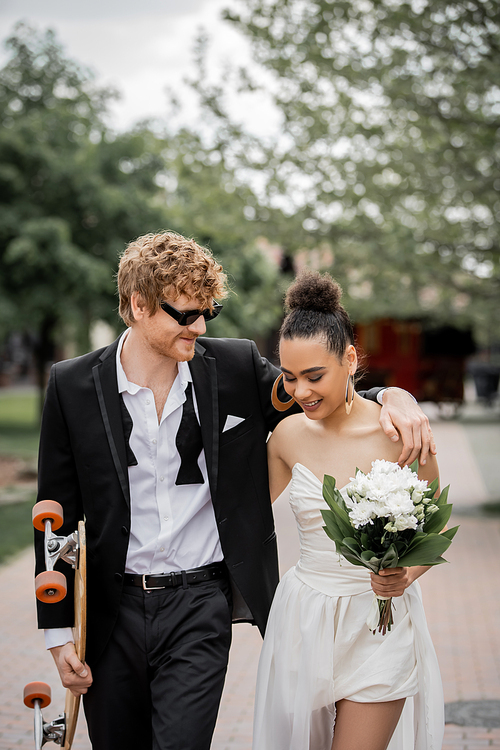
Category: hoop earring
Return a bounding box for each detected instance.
[345,372,355,415]
[271,373,296,412]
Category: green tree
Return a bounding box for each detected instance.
[196,0,500,345]
[0,24,168,406]
[159,127,285,345]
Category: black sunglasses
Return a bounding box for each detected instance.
[159,300,223,326]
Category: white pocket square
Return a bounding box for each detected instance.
[223,415,246,433]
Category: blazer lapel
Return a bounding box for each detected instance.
[189,340,219,500]
[92,338,131,506]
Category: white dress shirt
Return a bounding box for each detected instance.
[45,331,222,649]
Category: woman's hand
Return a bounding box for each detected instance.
[370,567,414,598]
[370,565,430,598]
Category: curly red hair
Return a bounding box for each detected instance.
[117,231,228,326]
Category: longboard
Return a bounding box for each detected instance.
[24,503,87,750]
[63,519,86,749]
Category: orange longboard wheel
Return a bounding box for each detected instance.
[32,500,64,532]
[23,682,51,709]
[35,570,67,603]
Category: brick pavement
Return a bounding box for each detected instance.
[1,411,499,749]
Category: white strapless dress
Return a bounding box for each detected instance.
[252,463,444,750]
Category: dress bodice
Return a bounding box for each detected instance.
[289,463,371,596]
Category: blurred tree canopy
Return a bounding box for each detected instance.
[0,24,168,395]
[0,23,285,401]
[161,127,285,342]
[194,0,500,346]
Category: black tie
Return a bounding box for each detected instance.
[175,382,205,486]
[120,396,138,467]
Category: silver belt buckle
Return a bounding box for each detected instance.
[142,574,165,591]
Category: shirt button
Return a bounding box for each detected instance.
[160,547,164,552]
[152,439,157,444]
[164,516,168,521]
[159,476,164,482]
[146,399,151,405]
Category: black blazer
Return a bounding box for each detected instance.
[35,336,290,665]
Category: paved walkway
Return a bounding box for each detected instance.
[1,403,499,749]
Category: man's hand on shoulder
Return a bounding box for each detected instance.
[50,642,93,697]
[379,387,436,467]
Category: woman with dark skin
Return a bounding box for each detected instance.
[253,271,444,750]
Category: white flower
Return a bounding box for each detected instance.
[414,503,426,521]
[346,499,376,528]
[344,460,432,531]
[370,459,400,476]
[412,489,425,504]
[384,489,415,517]
[392,514,418,531]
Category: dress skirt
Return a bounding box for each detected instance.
[253,464,444,749]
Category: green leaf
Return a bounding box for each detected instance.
[339,549,368,568]
[321,510,344,544]
[343,537,362,554]
[436,485,450,507]
[380,543,400,569]
[322,476,353,539]
[341,543,380,572]
[409,458,419,474]
[441,525,459,541]
[360,532,371,548]
[323,473,337,496]
[423,504,453,534]
[322,527,344,554]
[398,533,452,567]
[426,556,449,566]
[427,478,439,496]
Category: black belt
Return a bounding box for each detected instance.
[123,563,227,591]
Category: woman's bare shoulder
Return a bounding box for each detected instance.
[273,412,307,436]
[269,413,307,455]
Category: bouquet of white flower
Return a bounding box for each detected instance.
[321,459,458,635]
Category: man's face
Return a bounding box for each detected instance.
[132,292,207,362]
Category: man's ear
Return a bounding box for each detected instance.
[130,292,147,321]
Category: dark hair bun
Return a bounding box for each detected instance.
[285,270,342,314]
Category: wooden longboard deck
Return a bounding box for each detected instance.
[63,521,86,750]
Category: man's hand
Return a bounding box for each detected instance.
[379,387,436,466]
[50,642,93,697]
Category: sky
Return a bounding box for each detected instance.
[0,0,279,135]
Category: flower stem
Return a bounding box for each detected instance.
[377,597,394,636]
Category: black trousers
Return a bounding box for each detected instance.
[83,576,233,750]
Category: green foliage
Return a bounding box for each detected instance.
[0,500,35,565]
[0,23,168,384]
[199,0,500,344]
[0,391,38,426]
[160,129,284,339]
[0,24,285,373]
[0,392,39,456]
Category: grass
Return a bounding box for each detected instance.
[0,389,40,563]
[0,499,36,565]
[0,390,40,458]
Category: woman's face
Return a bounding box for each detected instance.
[279,336,357,420]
